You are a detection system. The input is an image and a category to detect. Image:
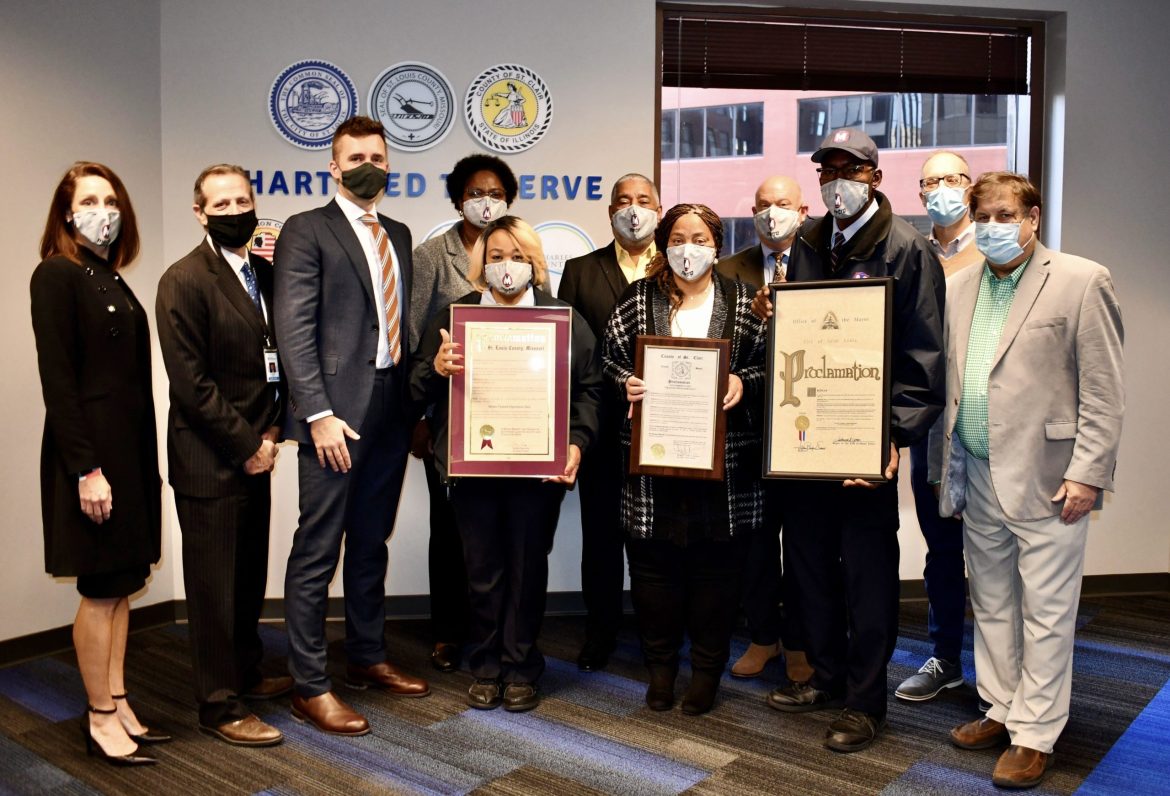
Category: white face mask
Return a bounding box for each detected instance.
[611,204,658,244]
[753,205,801,244]
[484,259,532,296]
[665,243,716,282]
[72,208,121,247]
[463,196,507,229]
[820,178,871,219]
[924,184,969,227]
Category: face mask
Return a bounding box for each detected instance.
[72,208,121,247]
[753,205,801,243]
[666,243,716,282]
[484,260,533,296]
[975,221,1034,266]
[925,185,969,227]
[206,209,257,250]
[462,196,507,229]
[820,178,871,219]
[611,204,658,243]
[340,162,387,201]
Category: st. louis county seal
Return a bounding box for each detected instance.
[369,62,455,152]
[464,63,553,153]
[269,60,357,149]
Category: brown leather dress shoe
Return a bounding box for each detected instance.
[950,716,1009,750]
[992,745,1053,789]
[730,642,780,679]
[243,676,294,701]
[345,662,431,697]
[291,692,370,736]
[200,714,283,747]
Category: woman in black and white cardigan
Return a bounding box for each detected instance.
[602,203,767,715]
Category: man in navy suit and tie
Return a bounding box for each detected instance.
[275,116,429,736]
[156,164,289,746]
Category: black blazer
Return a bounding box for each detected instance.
[410,288,603,482]
[156,240,285,498]
[716,244,767,289]
[557,241,630,342]
[274,199,415,444]
[30,250,161,577]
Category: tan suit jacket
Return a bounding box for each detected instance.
[931,243,1124,521]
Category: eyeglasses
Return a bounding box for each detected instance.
[816,163,873,181]
[466,188,506,201]
[919,173,970,191]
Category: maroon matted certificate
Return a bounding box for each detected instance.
[447,303,572,478]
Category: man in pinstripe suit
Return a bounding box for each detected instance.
[156,164,288,746]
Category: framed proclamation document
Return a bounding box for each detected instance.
[447,304,572,478]
[630,336,730,481]
[764,278,893,481]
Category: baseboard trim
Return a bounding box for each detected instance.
[6,573,1166,667]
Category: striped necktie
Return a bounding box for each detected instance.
[362,214,401,365]
[831,231,846,271]
[779,251,789,281]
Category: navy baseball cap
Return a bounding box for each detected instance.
[811,128,879,167]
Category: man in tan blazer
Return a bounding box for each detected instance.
[931,172,1124,789]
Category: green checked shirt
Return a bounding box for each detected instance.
[955,257,1031,459]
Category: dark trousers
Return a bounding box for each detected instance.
[782,479,901,718]
[285,368,411,697]
[451,478,565,684]
[423,449,469,644]
[741,483,784,646]
[909,438,966,663]
[577,431,626,646]
[627,536,749,675]
[176,481,270,727]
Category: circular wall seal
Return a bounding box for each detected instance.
[247,218,284,262]
[534,220,594,295]
[464,64,553,153]
[369,62,455,152]
[269,60,357,149]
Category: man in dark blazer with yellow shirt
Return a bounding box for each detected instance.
[156,164,288,746]
[557,173,660,672]
[274,116,429,737]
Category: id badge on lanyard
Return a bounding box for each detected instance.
[264,337,280,383]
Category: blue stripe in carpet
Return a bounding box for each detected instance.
[0,659,85,722]
[0,733,101,795]
[438,709,710,794]
[539,657,649,716]
[1074,677,1170,795]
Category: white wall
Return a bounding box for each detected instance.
[3,0,1166,643]
[0,0,167,640]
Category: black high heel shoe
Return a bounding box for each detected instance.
[112,693,172,744]
[80,706,157,766]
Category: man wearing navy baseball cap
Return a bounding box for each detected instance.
[757,128,946,752]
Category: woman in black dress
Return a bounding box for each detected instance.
[30,162,165,765]
[602,203,767,715]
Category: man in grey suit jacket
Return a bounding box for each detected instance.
[932,173,1124,789]
[274,117,429,737]
[156,164,288,746]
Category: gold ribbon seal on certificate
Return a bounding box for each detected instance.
[480,423,495,450]
[795,416,810,431]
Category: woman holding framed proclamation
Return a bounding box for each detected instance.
[410,216,601,713]
[602,203,766,715]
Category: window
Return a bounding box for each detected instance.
[795,92,1011,152]
[721,217,758,257]
[661,102,764,159]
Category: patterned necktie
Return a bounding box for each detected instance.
[831,231,846,271]
[240,261,262,313]
[767,251,779,284]
[362,214,402,365]
[780,252,789,281]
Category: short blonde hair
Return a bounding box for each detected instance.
[467,216,549,291]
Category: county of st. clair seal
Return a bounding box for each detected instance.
[269,60,357,149]
[464,63,553,153]
[369,62,455,152]
[650,443,666,460]
[671,360,691,380]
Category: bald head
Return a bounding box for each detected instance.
[920,151,970,182]
[754,175,803,211]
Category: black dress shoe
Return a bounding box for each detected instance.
[80,707,157,767]
[824,708,886,753]
[645,666,677,711]
[431,643,460,673]
[766,681,844,713]
[111,693,171,743]
[503,683,539,712]
[467,680,502,710]
[577,639,615,672]
[681,671,720,716]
